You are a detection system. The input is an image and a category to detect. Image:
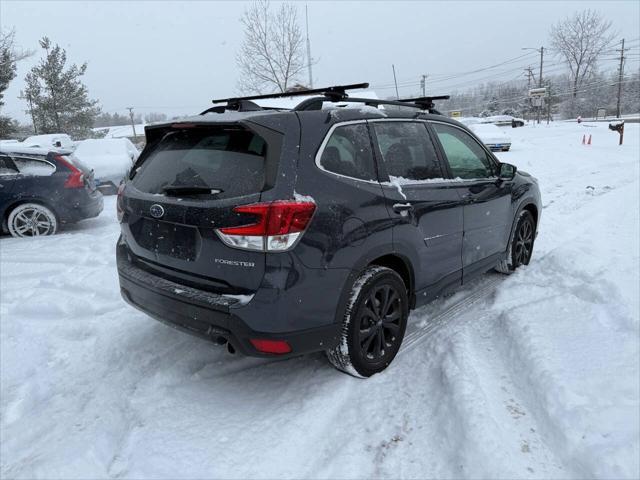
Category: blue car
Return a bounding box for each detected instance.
[0,146,103,237]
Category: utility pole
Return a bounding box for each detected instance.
[127,107,137,138]
[305,5,313,88]
[523,46,544,124]
[420,74,427,96]
[615,38,628,119]
[524,67,533,122]
[538,46,544,88]
[525,67,533,90]
[546,82,552,125]
[392,64,399,99]
[537,46,544,124]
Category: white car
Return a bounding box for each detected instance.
[483,115,525,127]
[468,123,512,152]
[73,138,139,194]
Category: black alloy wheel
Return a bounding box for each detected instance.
[357,284,402,362]
[326,266,408,377]
[513,213,534,267]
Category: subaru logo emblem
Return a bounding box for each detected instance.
[149,204,165,219]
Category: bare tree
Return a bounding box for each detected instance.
[550,10,615,100]
[236,0,306,94]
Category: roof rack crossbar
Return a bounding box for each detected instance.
[397,95,450,113]
[210,82,369,105]
[200,83,451,115]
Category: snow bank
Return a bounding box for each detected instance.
[94,124,147,139]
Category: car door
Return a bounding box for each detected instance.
[370,120,465,301]
[11,156,58,199]
[429,121,512,275]
[0,154,18,206]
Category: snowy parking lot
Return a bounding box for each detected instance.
[1,122,638,479]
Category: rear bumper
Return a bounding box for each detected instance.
[59,191,104,223]
[117,245,341,358]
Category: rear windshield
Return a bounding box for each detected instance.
[131,127,266,198]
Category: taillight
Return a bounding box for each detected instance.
[249,338,292,354]
[116,183,126,223]
[216,200,316,252]
[55,155,84,189]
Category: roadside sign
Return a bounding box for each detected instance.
[450,111,461,118]
[532,97,544,107]
[529,87,547,97]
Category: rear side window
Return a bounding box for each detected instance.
[0,155,18,176]
[431,123,496,179]
[318,123,376,181]
[373,122,443,181]
[13,157,56,176]
[132,127,267,198]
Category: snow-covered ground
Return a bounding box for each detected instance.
[1,122,638,479]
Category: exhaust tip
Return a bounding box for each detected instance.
[227,342,236,355]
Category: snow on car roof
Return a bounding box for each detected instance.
[0,145,69,156]
[469,123,511,143]
[22,133,74,148]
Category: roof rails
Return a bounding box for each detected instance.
[199,83,450,115]
[397,95,451,114]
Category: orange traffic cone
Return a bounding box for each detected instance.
[582,134,586,144]
[587,134,592,145]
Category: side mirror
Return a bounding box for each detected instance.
[499,162,517,180]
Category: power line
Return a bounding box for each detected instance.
[370,51,538,90]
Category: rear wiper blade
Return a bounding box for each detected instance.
[161,185,224,196]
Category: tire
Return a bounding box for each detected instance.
[496,210,535,274]
[326,266,409,378]
[7,203,58,238]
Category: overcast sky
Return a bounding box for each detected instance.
[2,0,639,123]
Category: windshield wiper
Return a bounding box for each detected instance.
[161,185,224,196]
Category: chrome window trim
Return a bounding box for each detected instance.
[314,120,380,185]
[11,156,57,175]
[369,119,457,187]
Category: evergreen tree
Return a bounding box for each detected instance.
[1,28,32,137]
[22,37,100,138]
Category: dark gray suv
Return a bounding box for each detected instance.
[116,84,540,377]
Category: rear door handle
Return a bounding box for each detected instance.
[393,203,413,215]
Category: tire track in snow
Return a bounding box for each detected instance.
[463,314,575,479]
[396,272,575,478]
[400,273,503,355]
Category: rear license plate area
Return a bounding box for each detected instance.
[131,218,198,261]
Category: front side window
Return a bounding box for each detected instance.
[13,157,56,176]
[431,123,496,179]
[318,123,376,181]
[373,122,443,181]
